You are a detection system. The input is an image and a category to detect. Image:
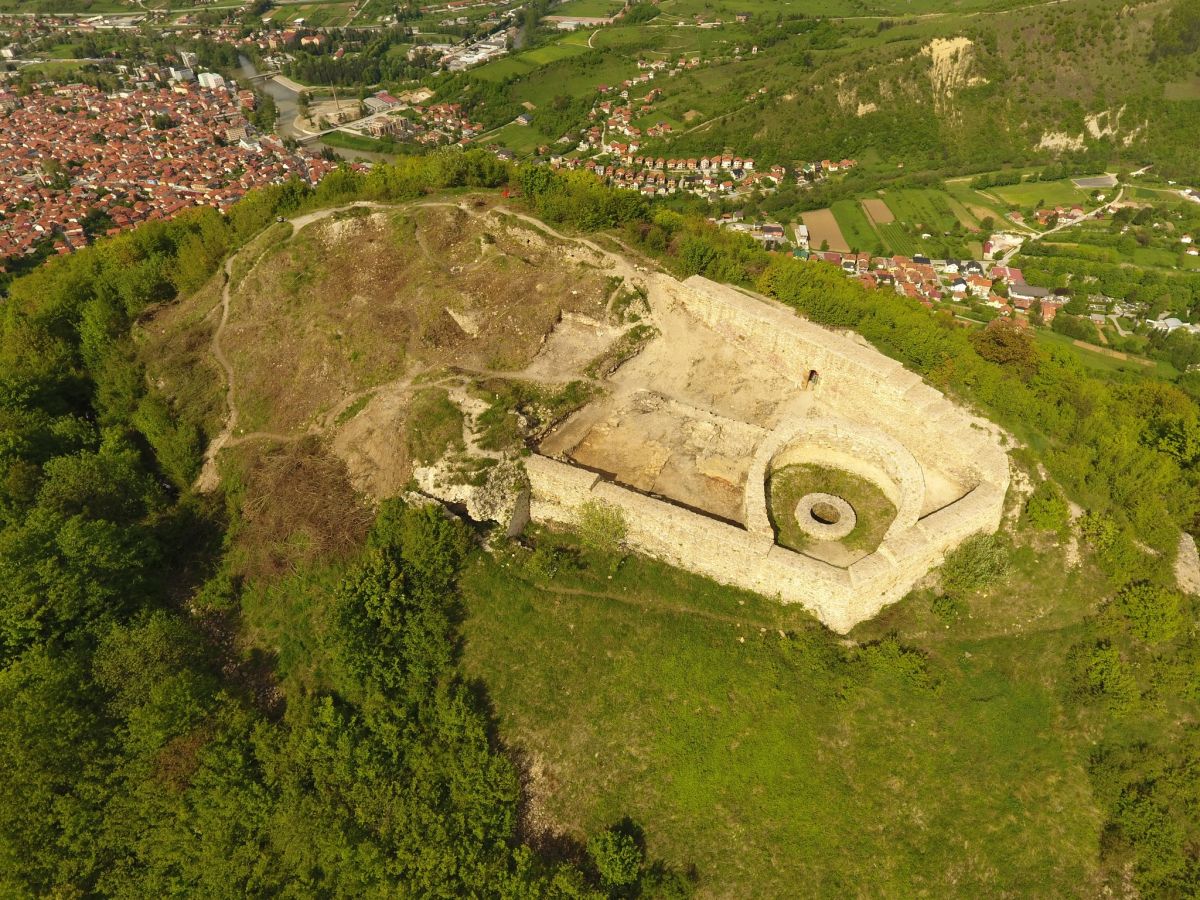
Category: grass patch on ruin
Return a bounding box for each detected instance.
[406,387,465,465]
[766,463,896,554]
[472,378,599,451]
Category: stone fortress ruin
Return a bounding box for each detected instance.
[245,202,1013,635]
[523,274,1011,634]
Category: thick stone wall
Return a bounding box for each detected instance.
[526,455,1005,633]
[674,276,1010,492]
[524,275,1010,633]
[744,417,926,540]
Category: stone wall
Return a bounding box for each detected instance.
[523,275,1010,633]
[526,455,1005,633]
[744,417,927,540]
[674,276,1010,492]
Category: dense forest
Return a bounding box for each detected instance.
[0,153,689,898]
[2,153,1199,894]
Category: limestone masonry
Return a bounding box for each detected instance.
[527,274,1011,633]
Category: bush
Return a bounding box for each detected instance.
[1069,641,1138,713]
[1025,480,1070,534]
[1113,582,1185,644]
[931,592,966,622]
[587,827,643,888]
[939,533,1009,596]
[576,500,627,555]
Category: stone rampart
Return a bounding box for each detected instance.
[743,417,926,540]
[675,276,1009,493]
[523,275,1010,633]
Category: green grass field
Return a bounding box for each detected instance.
[473,36,593,83]
[523,41,591,65]
[319,130,398,153]
[472,56,537,81]
[456,525,1108,896]
[272,2,354,25]
[831,199,881,254]
[490,121,552,155]
[506,52,641,106]
[554,0,623,16]
[990,178,1094,209]
[656,0,1021,16]
[880,188,963,233]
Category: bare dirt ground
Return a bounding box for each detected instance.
[801,208,850,253]
[218,202,612,437]
[542,390,764,522]
[522,314,625,382]
[861,198,895,225]
[195,197,640,510]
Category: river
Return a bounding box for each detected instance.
[236,55,394,164]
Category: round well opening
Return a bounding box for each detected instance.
[810,501,841,525]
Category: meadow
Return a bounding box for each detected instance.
[830,199,879,253]
[271,2,355,25]
[880,188,965,234]
[990,178,1096,209]
[473,35,594,83]
[489,120,552,155]
[456,524,1108,896]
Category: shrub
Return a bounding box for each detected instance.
[1114,582,1185,645]
[857,634,937,690]
[939,533,1009,596]
[1069,641,1138,713]
[1025,480,1070,534]
[587,827,643,888]
[576,500,627,555]
[931,592,966,622]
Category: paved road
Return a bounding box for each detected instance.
[992,186,1125,269]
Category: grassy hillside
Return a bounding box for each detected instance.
[454,0,1199,179]
[458,527,1108,896]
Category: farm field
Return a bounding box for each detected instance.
[876,221,920,256]
[879,188,963,234]
[830,200,879,254]
[861,197,894,225]
[802,208,849,253]
[989,178,1095,209]
[944,183,1008,224]
[945,196,981,229]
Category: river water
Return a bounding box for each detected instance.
[236,55,393,163]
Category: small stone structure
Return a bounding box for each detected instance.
[526,275,1011,633]
[795,493,856,541]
